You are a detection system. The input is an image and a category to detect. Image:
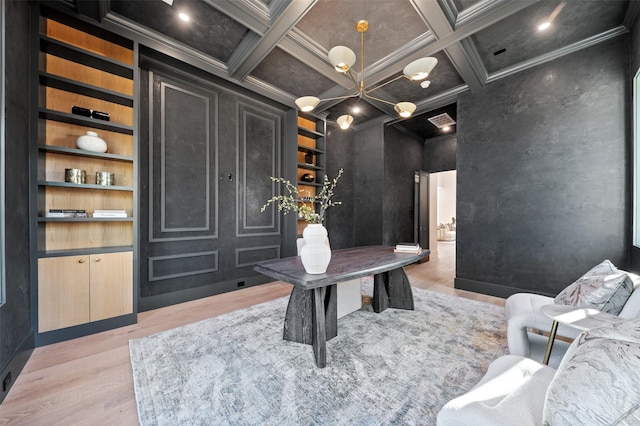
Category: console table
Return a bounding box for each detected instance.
[254,245,429,368]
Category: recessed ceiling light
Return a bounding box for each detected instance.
[352,106,361,113]
[442,126,450,132]
[178,12,190,22]
[420,80,431,89]
[538,21,551,31]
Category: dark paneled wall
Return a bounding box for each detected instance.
[424,135,457,173]
[456,37,630,297]
[353,125,384,246]
[0,0,33,403]
[138,57,283,310]
[325,124,354,249]
[383,126,424,245]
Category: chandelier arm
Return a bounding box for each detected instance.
[364,74,410,95]
[318,92,360,103]
[362,92,397,107]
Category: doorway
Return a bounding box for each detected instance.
[433,170,456,269]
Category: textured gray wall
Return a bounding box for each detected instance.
[424,134,457,173]
[1,0,32,388]
[353,124,385,246]
[632,14,640,80]
[456,36,630,297]
[325,124,354,249]
[383,126,424,245]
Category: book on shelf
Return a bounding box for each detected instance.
[92,210,128,218]
[394,242,422,253]
[46,209,87,218]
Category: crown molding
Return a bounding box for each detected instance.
[202,0,270,35]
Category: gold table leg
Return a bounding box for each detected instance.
[543,320,559,365]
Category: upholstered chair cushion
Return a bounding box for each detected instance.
[554,260,634,315]
[437,355,555,426]
[542,319,640,425]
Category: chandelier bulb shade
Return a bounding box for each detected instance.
[295,96,320,112]
[403,57,438,81]
[394,102,417,118]
[336,114,354,129]
[328,46,357,73]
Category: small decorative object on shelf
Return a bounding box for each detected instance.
[91,110,110,121]
[304,152,313,164]
[301,173,315,183]
[72,105,91,117]
[76,131,108,153]
[95,171,114,186]
[70,106,110,121]
[65,168,86,184]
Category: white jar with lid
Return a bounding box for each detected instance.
[76,131,107,153]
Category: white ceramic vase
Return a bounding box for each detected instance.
[76,131,107,153]
[300,224,331,274]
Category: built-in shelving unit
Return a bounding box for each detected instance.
[32,6,137,344]
[296,113,326,236]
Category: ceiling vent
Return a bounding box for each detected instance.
[427,113,456,129]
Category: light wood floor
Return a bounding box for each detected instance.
[0,242,503,425]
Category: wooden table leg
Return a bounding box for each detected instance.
[283,285,337,368]
[312,287,327,368]
[373,267,414,313]
[543,320,559,365]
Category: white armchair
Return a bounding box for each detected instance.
[505,269,640,366]
[438,318,640,426]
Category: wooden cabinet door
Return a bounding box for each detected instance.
[89,251,133,322]
[38,256,90,332]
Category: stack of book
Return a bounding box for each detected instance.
[394,242,422,254]
[92,210,127,218]
[46,209,88,218]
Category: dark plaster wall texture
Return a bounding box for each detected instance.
[424,134,457,173]
[353,124,385,246]
[456,36,630,297]
[1,0,33,396]
[325,124,355,249]
[383,126,424,245]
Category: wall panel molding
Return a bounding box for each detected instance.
[236,102,281,237]
[235,245,280,268]
[148,69,219,242]
[149,250,219,281]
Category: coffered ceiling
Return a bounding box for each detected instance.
[87,0,638,139]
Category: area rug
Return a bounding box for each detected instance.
[129,288,507,425]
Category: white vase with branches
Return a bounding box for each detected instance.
[262,169,343,274]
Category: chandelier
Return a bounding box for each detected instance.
[295,20,437,129]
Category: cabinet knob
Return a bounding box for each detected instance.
[93,257,101,262]
[78,258,85,263]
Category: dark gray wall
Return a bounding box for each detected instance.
[456,36,630,297]
[383,126,424,245]
[353,124,385,246]
[424,134,457,173]
[351,123,424,247]
[325,123,354,249]
[0,0,33,403]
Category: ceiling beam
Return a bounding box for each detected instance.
[202,0,270,35]
[226,0,317,80]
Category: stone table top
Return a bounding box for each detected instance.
[541,304,626,331]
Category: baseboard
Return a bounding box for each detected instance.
[0,330,35,405]
[454,277,555,299]
[139,274,274,312]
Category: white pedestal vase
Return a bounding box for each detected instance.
[300,224,331,274]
